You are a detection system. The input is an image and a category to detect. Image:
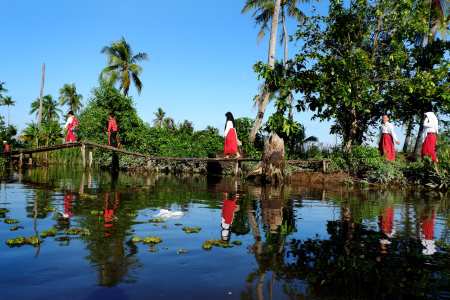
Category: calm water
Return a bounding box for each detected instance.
[1,167,450,299]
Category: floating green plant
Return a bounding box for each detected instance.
[202,239,240,250]
[5,219,19,224]
[148,248,159,252]
[148,219,165,223]
[142,236,163,246]
[54,188,61,191]
[65,228,90,236]
[43,206,56,212]
[90,210,103,215]
[132,237,143,243]
[40,229,56,238]
[126,213,138,217]
[163,247,168,250]
[0,208,10,213]
[177,249,188,254]
[174,223,182,226]
[182,227,201,234]
[9,226,23,231]
[6,235,43,247]
[162,225,168,229]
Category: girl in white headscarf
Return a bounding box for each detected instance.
[421,112,439,163]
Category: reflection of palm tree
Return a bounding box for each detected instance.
[100,36,150,97]
[152,107,166,129]
[59,83,83,114]
[0,96,16,125]
[30,95,62,121]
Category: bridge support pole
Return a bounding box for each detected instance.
[28,154,32,167]
[147,157,152,170]
[234,160,240,177]
[81,144,86,169]
[89,147,93,168]
[19,153,23,169]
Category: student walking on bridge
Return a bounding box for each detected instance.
[64,111,78,143]
[224,112,240,159]
[107,113,121,148]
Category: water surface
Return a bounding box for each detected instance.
[1,167,450,299]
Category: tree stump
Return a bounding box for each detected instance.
[245,134,285,184]
[262,134,285,184]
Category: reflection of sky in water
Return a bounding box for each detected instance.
[292,199,339,240]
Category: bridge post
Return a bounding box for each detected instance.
[89,147,93,168]
[28,153,32,166]
[81,144,86,169]
[234,160,240,177]
[147,157,152,170]
[19,153,23,168]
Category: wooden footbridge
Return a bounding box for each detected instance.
[2,141,330,174]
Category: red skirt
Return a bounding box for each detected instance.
[422,133,437,163]
[224,129,238,154]
[379,134,395,160]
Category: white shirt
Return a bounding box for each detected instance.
[380,122,398,142]
[421,112,439,142]
[64,116,74,130]
[224,121,235,138]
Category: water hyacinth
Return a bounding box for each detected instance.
[182,227,201,234]
[5,219,19,224]
[40,229,56,238]
[65,228,90,236]
[43,206,56,212]
[9,226,23,231]
[148,219,165,223]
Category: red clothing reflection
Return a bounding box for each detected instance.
[63,195,75,219]
[104,193,119,236]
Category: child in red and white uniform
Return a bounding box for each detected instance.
[379,114,400,160]
[107,113,121,148]
[3,141,10,152]
[421,112,439,163]
[224,112,240,159]
[64,111,77,143]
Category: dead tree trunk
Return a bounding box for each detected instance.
[262,134,285,184]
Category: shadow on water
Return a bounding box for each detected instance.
[1,166,450,299]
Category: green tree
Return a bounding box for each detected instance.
[0,96,16,125]
[0,81,8,97]
[19,122,42,148]
[59,83,84,114]
[268,0,436,152]
[204,125,219,135]
[100,37,150,97]
[153,107,166,129]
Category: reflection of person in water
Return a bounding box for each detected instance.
[420,208,436,255]
[60,194,75,219]
[104,193,119,237]
[377,204,397,261]
[221,193,238,242]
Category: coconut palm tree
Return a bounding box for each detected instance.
[153,107,166,129]
[0,81,8,98]
[100,37,150,97]
[59,83,83,114]
[0,96,16,125]
[30,95,62,122]
[19,122,42,148]
[204,126,219,135]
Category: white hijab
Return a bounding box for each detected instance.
[421,112,439,142]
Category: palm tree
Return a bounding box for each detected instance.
[204,126,219,135]
[0,81,8,97]
[30,95,62,122]
[100,37,150,97]
[59,83,83,114]
[19,122,42,148]
[242,0,282,142]
[0,96,16,125]
[153,107,166,129]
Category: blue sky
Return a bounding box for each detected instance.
[0,0,409,149]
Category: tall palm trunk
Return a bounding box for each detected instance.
[38,63,45,128]
[281,7,294,120]
[249,0,282,142]
[7,105,10,126]
[402,122,413,152]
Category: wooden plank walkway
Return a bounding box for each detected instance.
[2,141,331,173]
